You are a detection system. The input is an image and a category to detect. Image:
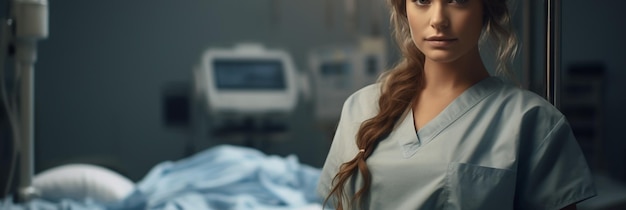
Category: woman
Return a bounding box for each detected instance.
[317,0,596,209]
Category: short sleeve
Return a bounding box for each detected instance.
[316,97,361,204]
[316,84,381,201]
[515,116,597,209]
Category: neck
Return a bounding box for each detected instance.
[421,47,490,94]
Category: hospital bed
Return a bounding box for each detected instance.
[1,145,324,210]
[1,42,322,209]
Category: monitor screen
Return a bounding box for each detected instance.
[213,59,286,90]
[320,61,349,77]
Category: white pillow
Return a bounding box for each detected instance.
[33,164,135,204]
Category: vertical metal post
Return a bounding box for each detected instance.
[12,0,48,202]
[16,45,37,202]
[547,0,561,108]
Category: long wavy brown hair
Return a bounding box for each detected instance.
[323,0,518,209]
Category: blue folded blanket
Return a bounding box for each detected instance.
[2,145,323,210]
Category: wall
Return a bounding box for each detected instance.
[29,0,390,181]
[561,0,626,180]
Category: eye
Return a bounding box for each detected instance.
[449,0,468,4]
[413,0,431,5]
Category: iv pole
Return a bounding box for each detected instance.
[8,0,48,202]
[546,0,561,108]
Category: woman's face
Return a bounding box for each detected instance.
[405,0,484,63]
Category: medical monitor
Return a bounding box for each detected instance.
[213,60,286,90]
[309,37,386,122]
[197,44,298,116]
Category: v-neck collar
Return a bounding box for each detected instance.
[392,76,502,158]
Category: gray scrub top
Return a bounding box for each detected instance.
[317,77,596,210]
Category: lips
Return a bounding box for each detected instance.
[424,36,457,47]
[424,36,457,41]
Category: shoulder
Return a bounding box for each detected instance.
[340,83,382,123]
[491,79,564,125]
[486,78,569,143]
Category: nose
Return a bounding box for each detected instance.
[430,3,450,30]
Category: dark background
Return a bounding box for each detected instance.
[0,0,624,204]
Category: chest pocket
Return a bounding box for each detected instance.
[443,162,515,210]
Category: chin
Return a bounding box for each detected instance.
[424,54,461,63]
